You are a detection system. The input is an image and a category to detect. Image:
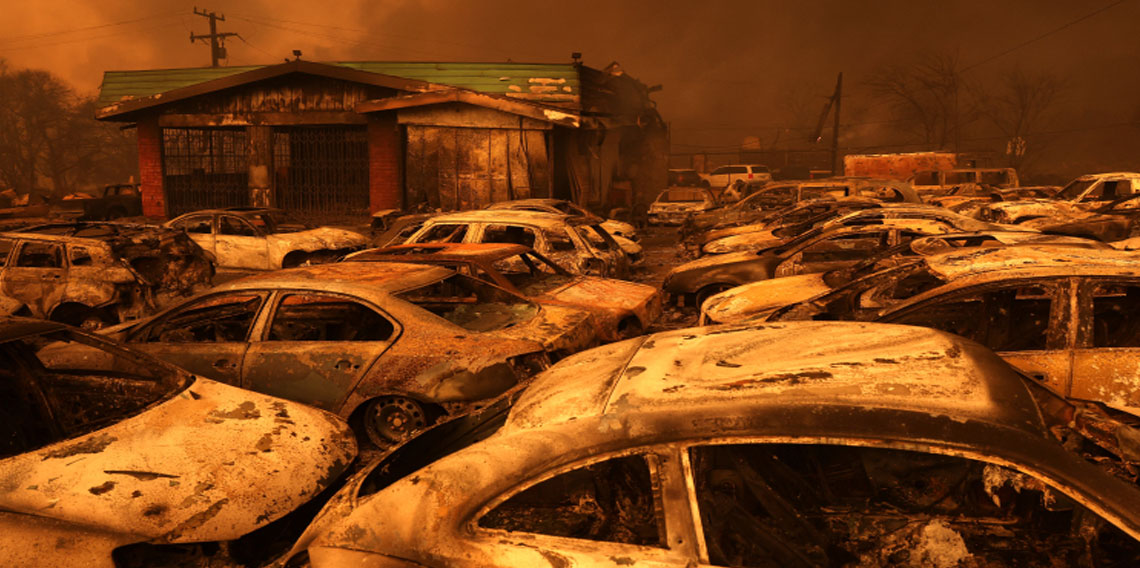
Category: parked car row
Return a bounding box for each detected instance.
[9,183,1140,566]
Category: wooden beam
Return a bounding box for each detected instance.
[157,112,368,127]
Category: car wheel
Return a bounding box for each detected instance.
[362,396,429,448]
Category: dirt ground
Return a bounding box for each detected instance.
[631,224,700,333]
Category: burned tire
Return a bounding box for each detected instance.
[360,396,430,449]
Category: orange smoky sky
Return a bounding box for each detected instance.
[3,0,1140,174]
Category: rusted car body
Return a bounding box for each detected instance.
[701,203,1014,255]
[700,231,1111,324]
[681,182,834,236]
[763,246,1140,418]
[909,167,1020,196]
[977,172,1140,225]
[285,322,1140,567]
[344,243,662,341]
[404,209,631,278]
[484,198,639,242]
[165,207,368,270]
[104,262,594,447]
[0,318,356,567]
[648,186,717,225]
[0,222,214,328]
[688,196,884,251]
[663,218,964,305]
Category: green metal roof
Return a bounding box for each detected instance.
[96,61,580,108]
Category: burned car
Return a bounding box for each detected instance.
[701,231,1111,325]
[664,218,963,305]
[165,207,368,270]
[648,186,717,225]
[404,209,630,278]
[105,262,593,447]
[344,243,662,341]
[0,318,356,567]
[0,222,214,328]
[763,246,1140,417]
[701,203,1013,255]
[977,172,1140,225]
[285,322,1140,567]
[485,198,639,242]
[681,182,832,236]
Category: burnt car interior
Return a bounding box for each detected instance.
[478,454,667,548]
[690,443,1140,567]
[136,294,265,343]
[398,274,538,332]
[887,283,1060,352]
[1,331,182,458]
[267,294,394,342]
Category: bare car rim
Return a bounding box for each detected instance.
[364,396,428,448]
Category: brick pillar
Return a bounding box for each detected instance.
[368,114,402,212]
[137,116,166,219]
[247,125,273,208]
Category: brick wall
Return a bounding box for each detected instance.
[368,114,403,211]
[136,117,166,218]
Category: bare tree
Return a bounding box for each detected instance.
[973,69,1064,171]
[0,61,137,197]
[866,52,971,149]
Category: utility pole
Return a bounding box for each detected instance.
[830,72,843,176]
[190,7,237,67]
[810,71,844,176]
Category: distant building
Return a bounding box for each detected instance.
[95,59,666,219]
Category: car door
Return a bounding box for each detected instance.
[880,279,1072,391]
[775,230,892,277]
[1070,278,1140,414]
[2,240,66,317]
[472,451,691,567]
[170,214,217,259]
[216,215,270,270]
[125,291,268,386]
[241,291,398,412]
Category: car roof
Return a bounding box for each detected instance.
[425,209,588,228]
[1073,172,1140,181]
[505,321,1046,438]
[349,242,529,263]
[485,198,564,208]
[0,317,68,342]
[171,207,281,218]
[218,262,455,294]
[924,245,1140,280]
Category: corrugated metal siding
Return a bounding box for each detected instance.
[96,62,580,108]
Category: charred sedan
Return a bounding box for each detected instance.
[404,209,630,278]
[105,263,593,447]
[287,322,1140,567]
[165,207,367,270]
[0,318,356,568]
[664,218,961,306]
[344,243,662,341]
[764,246,1140,417]
[0,222,214,328]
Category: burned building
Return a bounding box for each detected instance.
[94,59,667,220]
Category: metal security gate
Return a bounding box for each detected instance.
[273,126,369,217]
[162,128,250,216]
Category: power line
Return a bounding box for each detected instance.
[0,21,184,51]
[0,10,181,46]
[962,0,1132,72]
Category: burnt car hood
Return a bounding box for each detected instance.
[490,304,597,355]
[702,273,831,324]
[703,230,783,255]
[0,376,356,544]
[541,277,661,320]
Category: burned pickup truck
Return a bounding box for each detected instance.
[0,223,214,328]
